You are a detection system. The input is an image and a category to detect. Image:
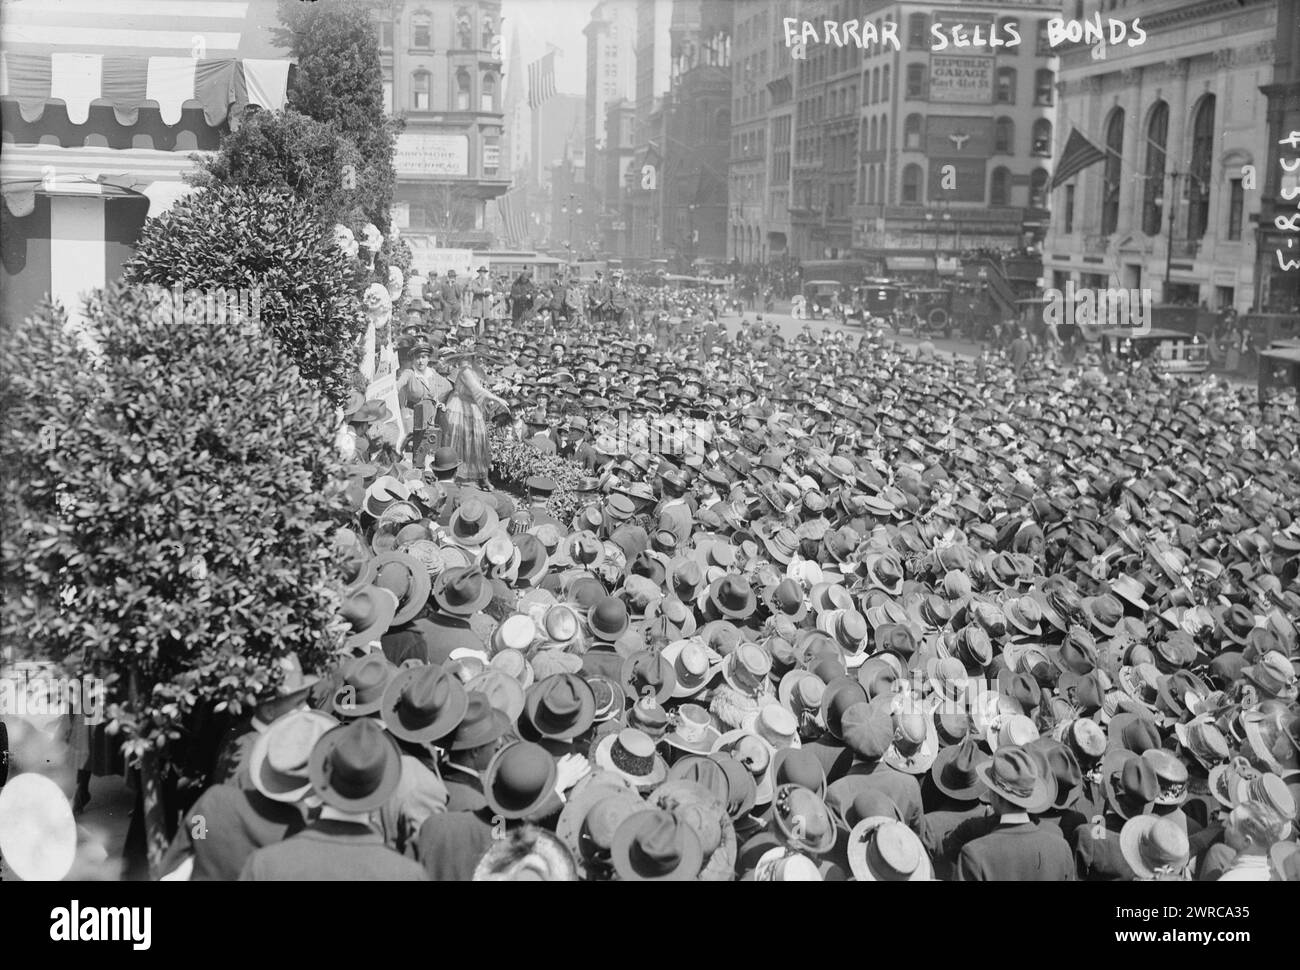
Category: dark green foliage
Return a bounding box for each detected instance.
[0,283,352,763]
[122,186,366,408]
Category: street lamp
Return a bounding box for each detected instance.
[560,192,583,264]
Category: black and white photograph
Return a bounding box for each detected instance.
[0,0,1298,914]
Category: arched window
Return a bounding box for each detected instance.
[904,113,923,150]
[996,67,1016,104]
[902,163,923,203]
[869,116,878,152]
[995,117,1014,154]
[866,163,875,203]
[1142,101,1168,237]
[481,14,495,50]
[1035,70,1055,105]
[1101,107,1124,234]
[882,65,890,102]
[714,108,730,140]
[481,73,496,112]
[413,11,432,49]
[455,7,473,49]
[990,167,1010,206]
[455,69,472,111]
[906,63,925,99]
[1029,168,1049,209]
[411,70,430,110]
[878,114,887,153]
[876,165,884,204]
[871,68,879,103]
[1187,95,1215,240]
[1031,119,1052,156]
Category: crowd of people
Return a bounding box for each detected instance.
[134,274,1300,882]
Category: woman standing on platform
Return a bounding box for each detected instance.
[397,339,453,471]
[437,335,511,486]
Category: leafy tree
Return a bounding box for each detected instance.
[0,282,352,769]
[122,185,367,407]
[275,0,401,231]
[191,108,366,230]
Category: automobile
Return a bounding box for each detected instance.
[852,280,902,324]
[1106,326,1210,374]
[802,280,843,320]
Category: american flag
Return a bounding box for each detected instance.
[527,50,556,109]
[496,187,528,246]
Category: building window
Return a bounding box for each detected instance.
[412,70,430,110]
[1142,101,1168,237]
[878,114,887,153]
[902,163,922,203]
[1030,169,1048,210]
[1227,178,1243,240]
[871,68,879,103]
[455,7,473,49]
[990,167,1010,206]
[1187,95,1215,240]
[1065,184,1075,234]
[1102,108,1124,235]
[906,64,925,99]
[1037,19,1052,55]
[1031,119,1052,156]
[996,67,1016,104]
[382,79,393,114]
[994,117,1014,154]
[869,116,878,151]
[904,113,923,150]
[1034,70,1054,105]
[413,12,431,49]
[882,65,889,101]
[456,69,471,111]
[379,18,394,50]
[481,73,496,112]
[481,14,495,50]
[908,14,928,49]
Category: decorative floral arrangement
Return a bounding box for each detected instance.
[489,428,588,525]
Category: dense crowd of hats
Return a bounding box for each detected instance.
[165,300,1300,882]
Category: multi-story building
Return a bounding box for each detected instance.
[585,0,637,250]
[845,0,1060,273]
[1042,0,1278,313]
[729,0,778,262]
[376,1,508,255]
[634,0,675,146]
[601,100,638,253]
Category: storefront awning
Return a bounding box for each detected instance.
[886,256,936,271]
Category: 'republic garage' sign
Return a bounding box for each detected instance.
[928,55,994,103]
[395,133,470,176]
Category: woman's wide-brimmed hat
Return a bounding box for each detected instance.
[610,808,704,881]
[523,673,596,741]
[432,566,493,617]
[594,728,670,791]
[448,499,501,547]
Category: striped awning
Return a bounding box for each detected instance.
[1,144,203,216]
[0,0,291,129]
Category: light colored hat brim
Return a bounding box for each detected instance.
[846,816,932,881]
[0,773,77,881]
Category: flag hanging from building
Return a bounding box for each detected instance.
[527,51,557,109]
[1050,127,1108,191]
[497,188,528,246]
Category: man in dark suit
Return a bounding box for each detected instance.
[161,777,305,880]
[953,745,1075,881]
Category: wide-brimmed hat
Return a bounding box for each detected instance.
[770,784,837,854]
[464,668,527,723]
[929,735,990,801]
[307,717,403,812]
[610,808,704,881]
[341,586,399,649]
[720,642,773,697]
[431,565,493,617]
[1119,814,1190,879]
[330,653,397,718]
[1101,748,1159,819]
[660,638,720,698]
[707,574,757,620]
[484,741,560,820]
[594,728,669,790]
[446,691,513,751]
[620,649,677,704]
[974,744,1052,812]
[249,709,339,802]
[662,703,722,754]
[883,702,939,774]
[555,773,644,878]
[367,551,432,626]
[379,663,468,743]
[448,499,501,547]
[523,673,596,741]
[847,817,933,881]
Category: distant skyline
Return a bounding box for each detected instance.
[502,0,591,96]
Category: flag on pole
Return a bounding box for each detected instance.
[527,50,556,109]
[496,188,528,246]
[1050,127,1108,191]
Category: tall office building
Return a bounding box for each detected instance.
[1042,0,1277,312]
[375,1,508,258]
